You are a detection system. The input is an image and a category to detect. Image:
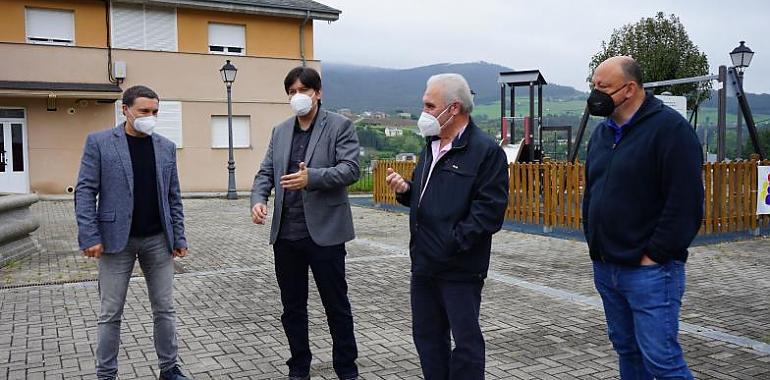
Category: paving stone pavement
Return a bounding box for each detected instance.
[0,198,769,379]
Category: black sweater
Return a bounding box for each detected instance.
[126,134,163,237]
[582,94,704,265]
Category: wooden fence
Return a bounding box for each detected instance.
[372,160,416,206]
[702,160,770,234]
[372,159,770,235]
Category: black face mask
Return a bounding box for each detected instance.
[587,83,630,117]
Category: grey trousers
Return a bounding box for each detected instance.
[96,233,178,380]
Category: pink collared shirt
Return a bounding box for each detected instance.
[419,124,468,202]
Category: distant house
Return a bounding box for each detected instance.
[384,126,403,137]
[397,112,412,119]
[357,118,415,128]
[338,108,354,118]
[373,111,387,119]
[396,153,417,162]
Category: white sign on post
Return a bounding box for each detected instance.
[655,95,688,119]
[758,166,770,215]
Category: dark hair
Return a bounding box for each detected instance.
[283,66,322,94]
[621,60,643,86]
[122,85,159,106]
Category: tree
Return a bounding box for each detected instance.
[589,12,711,110]
[742,127,770,160]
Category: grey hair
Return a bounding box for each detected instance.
[426,73,474,114]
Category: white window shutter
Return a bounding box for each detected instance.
[211,116,250,148]
[208,23,245,54]
[114,101,183,148]
[144,6,177,52]
[156,101,183,147]
[112,3,144,49]
[211,116,227,148]
[234,117,251,147]
[209,24,244,48]
[115,102,126,126]
[26,8,74,44]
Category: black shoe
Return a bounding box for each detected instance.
[159,365,190,380]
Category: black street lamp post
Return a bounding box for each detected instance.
[220,59,238,199]
[730,41,754,159]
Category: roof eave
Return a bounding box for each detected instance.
[0,89,122,101]
[0,81,123,100]
[125,0,340,21]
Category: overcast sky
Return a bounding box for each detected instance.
[313,0,770,94]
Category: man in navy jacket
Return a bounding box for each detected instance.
[583,56,703,379]
[386,73,509,379]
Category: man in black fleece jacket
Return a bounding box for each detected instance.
[583,56,703,379]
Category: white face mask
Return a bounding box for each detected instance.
[290,93,314,116]
[417,104,454,137]
[132,115,157,135]
[126,109,157,135]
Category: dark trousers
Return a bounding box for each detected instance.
[273,237,358,379]
[411,274,485,380]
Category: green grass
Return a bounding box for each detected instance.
[693,108,770,125]
[349,171,373,193]
[2,259,21,270]
[1,259,22,285]
[473,98,770,126]
[473,99,587,119]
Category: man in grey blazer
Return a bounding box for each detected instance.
[251,67,360,380]
[75,85,190,380]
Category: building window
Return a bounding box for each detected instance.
[11,124,24,172]
[115,101,183,148]
[211,116,250,148]
[0,109,25,119]
[25,8,75,46]
[112,3,177,52]
[208,23,245,55]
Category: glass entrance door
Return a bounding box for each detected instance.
[0,110,29,193]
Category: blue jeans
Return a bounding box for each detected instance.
[411,275,485,380]
[273,238,358,379]
[96,233,178,380]
[593,260,693,380]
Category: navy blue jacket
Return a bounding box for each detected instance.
[582,94,704,265]
[397,120,509,281]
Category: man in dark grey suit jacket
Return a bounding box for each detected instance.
[251,67,360,380]
[75,85,190,380]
